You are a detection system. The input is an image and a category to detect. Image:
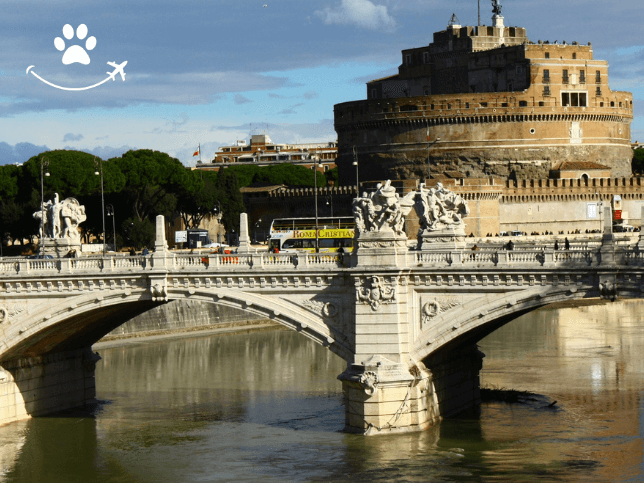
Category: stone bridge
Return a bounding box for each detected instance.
[0,210,642,435]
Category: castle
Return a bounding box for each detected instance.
[334,4,633,185]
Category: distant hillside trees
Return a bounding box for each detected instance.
[0,149,241,251]
[0,151,335,252]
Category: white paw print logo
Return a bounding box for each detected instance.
[54,24,97,65]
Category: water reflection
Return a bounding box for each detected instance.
[0,301,643,482]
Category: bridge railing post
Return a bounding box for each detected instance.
[496,251,509,265]
[450,251,463,265]
[543,250,555,267]
[17,260,28,274]
[60,258,72,273]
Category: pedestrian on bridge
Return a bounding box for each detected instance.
[554,240,559,251]
[565,237,570,250]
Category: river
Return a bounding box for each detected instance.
[0,300,643,482]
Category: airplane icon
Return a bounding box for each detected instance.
[106,61,127,81]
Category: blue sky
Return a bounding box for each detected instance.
[1,0,644,166]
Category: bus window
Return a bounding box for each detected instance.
[282,239,302,249]
[319,239,335,248]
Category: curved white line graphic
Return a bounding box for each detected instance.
[26,63,126,91]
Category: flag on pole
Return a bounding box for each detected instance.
[193,144,200,157]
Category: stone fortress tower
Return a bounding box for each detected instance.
[334,2,633,184]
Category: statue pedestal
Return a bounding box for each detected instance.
[42,238,81,258]
[419,226,466,252]
[354,231,410,268]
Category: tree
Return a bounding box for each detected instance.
[633,148,644,175]
[177,170,219,229]
[325,167,339,186]
[112,149,196,222]
[225,163,326,188]
[215,169,245,233]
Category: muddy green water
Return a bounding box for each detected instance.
[0,300,643,482]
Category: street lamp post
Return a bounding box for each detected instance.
[313,156,323,253]
[352,146,359,199]
[254,218,262,244]
[40,156,50,256]
[326,196,333,217]
[94,157,106,256]
[214,201,222,245]
[425,126,441,182]
[596,193,604,234]
[106,204,116,252]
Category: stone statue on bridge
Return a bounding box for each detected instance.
[417,182,470,232]
[416,182,470,250]
[33,194,86,250]
[352,181,416,237]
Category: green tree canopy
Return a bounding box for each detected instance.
[633,148,644,175]
[215,169,244,233]
[176,170,220,229]
[111,149,197,221]
[225,163,327,188]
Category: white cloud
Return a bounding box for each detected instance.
[62,133,83,142]
[315,0,396,32]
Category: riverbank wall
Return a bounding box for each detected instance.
[100,300,276,342]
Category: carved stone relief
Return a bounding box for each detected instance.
[301,300,339,318]
[0,304,27,323]
[357,276,396,311]
[421,296,462,329]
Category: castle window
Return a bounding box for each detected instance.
[595,70,601,83]
[519,100,528,107]
[430,104,435,110]
[600,102,604,107]
[596,87,602,96]
[545,52,550,59]
[543,86,551,96]
[465,102,470,108]
[538,101,545,107]
[573,53,577,59]
[562,69,569,84]
[501,102,508,107]
[405,54,412,65]
[611,101,615,107]
[543,69,550,82]
[580,70,586,83]
[480,102,488,107]
[423,52,429,64]
[562,92,587,107]
[370,89,377,99]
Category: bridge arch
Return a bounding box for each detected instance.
[411,285,599,363]
[0,287,353,364]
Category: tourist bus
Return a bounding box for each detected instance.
[268,217,355,253]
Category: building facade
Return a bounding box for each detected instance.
[334,9,633,185]
[196,134,338,174]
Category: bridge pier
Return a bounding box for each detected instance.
[0,349,99,425]
[339,357,439,434]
